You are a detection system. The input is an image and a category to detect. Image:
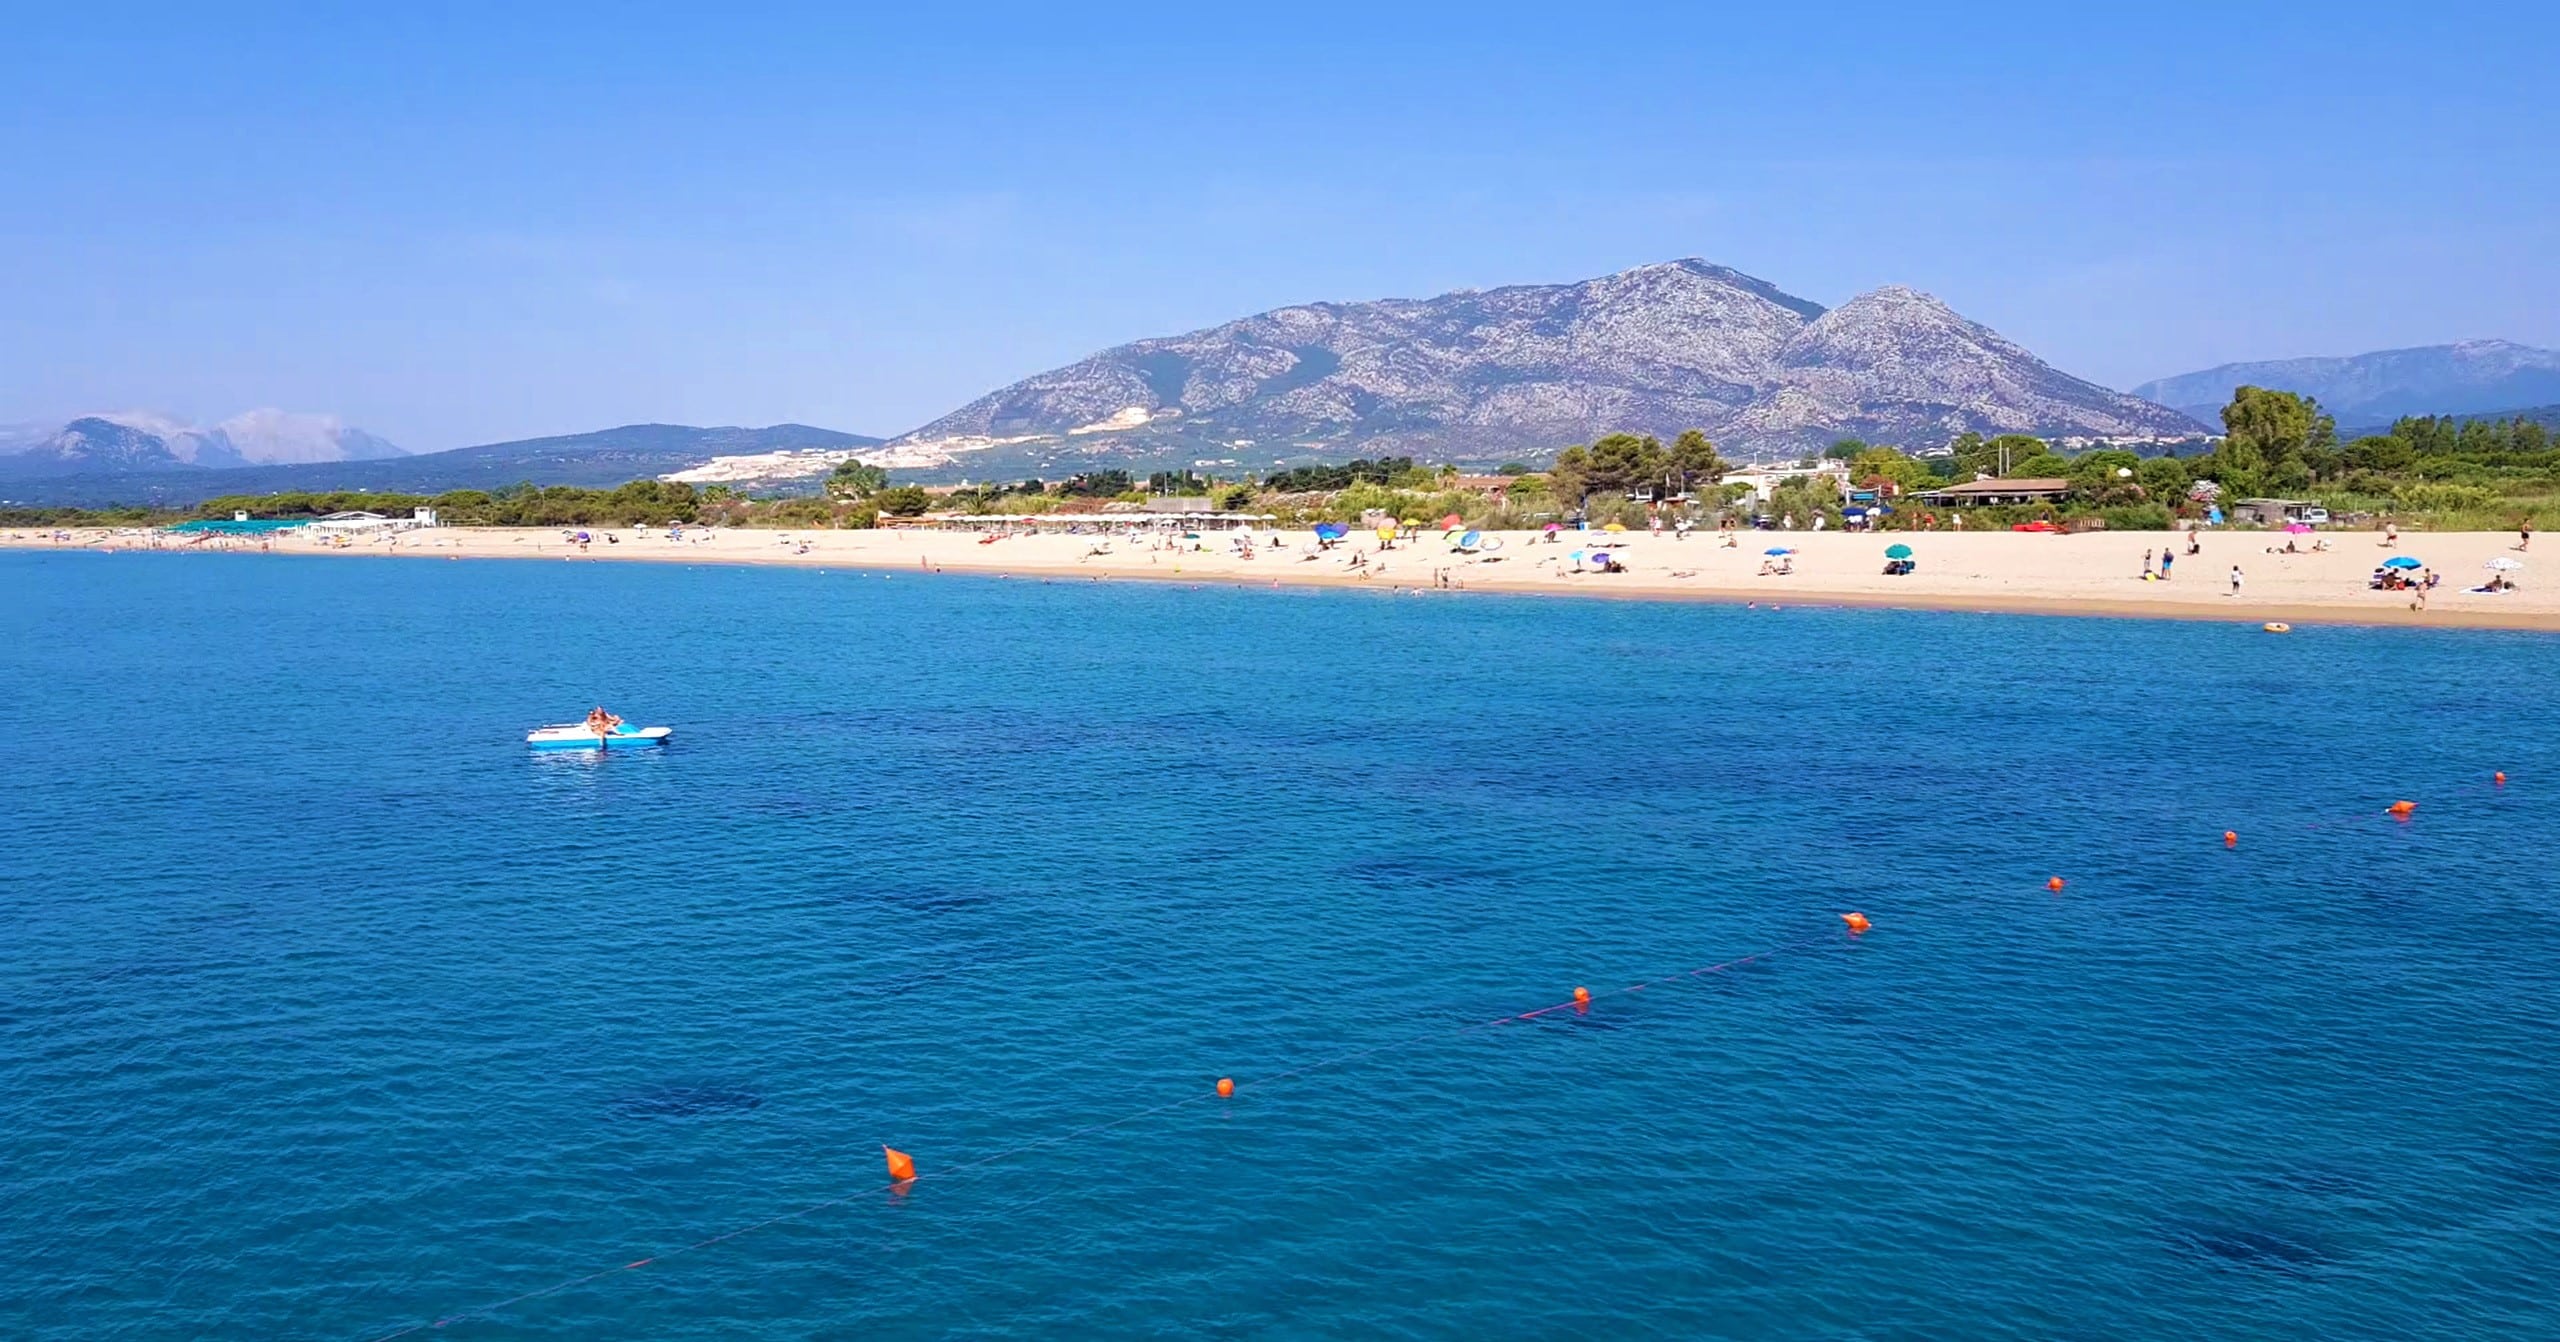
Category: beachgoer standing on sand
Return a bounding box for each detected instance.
[2229,564,2243,596]
[2520,520,2533,551]
[2187,531,2201,556]
[2143,548,2154,578]
[2160,549,2174,580]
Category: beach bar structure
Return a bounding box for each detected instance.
[1916,477,2073,508]
[2229,498,2320,527]
[303,508,439,533]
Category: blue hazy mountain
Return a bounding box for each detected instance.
[1,422,881,507]
[2134,340,2560,426]
[0,410,405,478]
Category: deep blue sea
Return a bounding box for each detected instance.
[4,550,2556,1340]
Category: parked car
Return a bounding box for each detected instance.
[2303,507,2331,525]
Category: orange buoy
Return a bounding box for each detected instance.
[883,1146,916,1182]
[2223,830,2237,848]
[1572,986,1592,1008]
[2387,800,2416,817]
[1840,912,1871,934]
[1216,1077,1234,1098]
[2495,772,2507,785]
[2047,876,2066,892]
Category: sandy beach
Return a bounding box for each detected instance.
[9,523,2554,631]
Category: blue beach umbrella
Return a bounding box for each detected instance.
[1455,530,1482,549]
[1312,522,1348,541]
[1765,546,1794,556]
[2382,555,2423,570]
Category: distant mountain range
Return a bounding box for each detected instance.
[0,423,880,508]
[2134,340,2560,427]
[883,259,2208,474]
[0,410,403,478]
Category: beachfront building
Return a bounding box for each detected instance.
[1916,477,2073,509]
[307,508,439,534]
[2230,498,2321,527]
[1722,462,1852,503]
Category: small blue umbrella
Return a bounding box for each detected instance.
[2382,555,2423,570]
[1765,546,1794,555]
[1313,522,1347,541]
[1455,529,1482,549]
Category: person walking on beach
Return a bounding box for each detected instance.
[2142,548,2155,578]
[2160,549,2174,580]
[2520,520,2533,551]
[2229,564,2243,596]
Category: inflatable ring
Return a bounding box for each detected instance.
[2263,622,2291,633]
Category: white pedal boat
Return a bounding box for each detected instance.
[526,723,673,750]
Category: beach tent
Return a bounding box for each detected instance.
[1453,530,1482,551]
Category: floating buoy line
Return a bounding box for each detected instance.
[357,782,2512,1339]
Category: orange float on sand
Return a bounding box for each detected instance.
[1840,912,1871,934]
[1216,1077,1234,1098]
[883,1147,916,1182]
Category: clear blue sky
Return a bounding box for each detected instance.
[5,2,2553,449]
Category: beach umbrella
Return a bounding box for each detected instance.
[2285,523,2312,534]
[1456,530,1482,549]
[1401,517,1423,528]
[1543,522,1562,533]
[1439,513,1465,531]
[1313,522,1348,541]
[2487,557,2525,570]
[1603,521,1628,533]
[2381,555,2422,570]
[1764,546,1794,556]
[1885,543,1913,559]
[1375,525,1398,542]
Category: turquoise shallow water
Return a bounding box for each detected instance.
[3,550,2556,1340]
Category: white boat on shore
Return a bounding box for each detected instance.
[526,722,672,750]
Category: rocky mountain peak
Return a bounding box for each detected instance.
[879,261,2204,471]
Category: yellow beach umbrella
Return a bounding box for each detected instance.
[1602,521,1628,533]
